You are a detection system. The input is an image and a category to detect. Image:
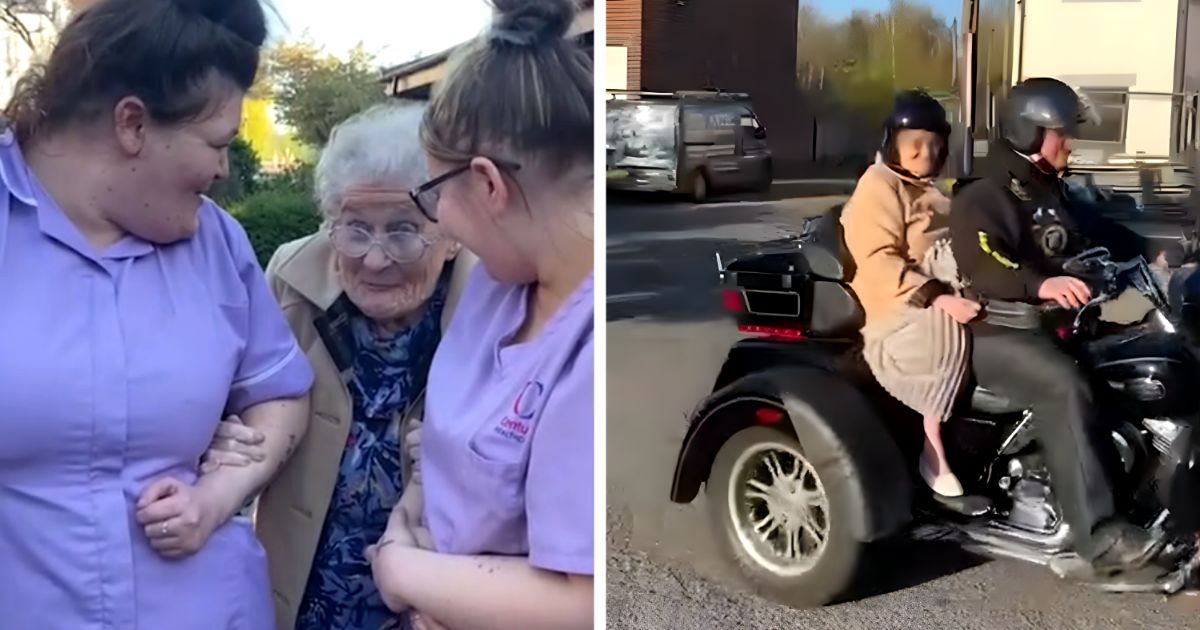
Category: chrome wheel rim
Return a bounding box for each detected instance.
[728,441,830,576]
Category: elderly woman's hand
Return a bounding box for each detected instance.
[365,490,438,613]
[396,481,433,550]
[365,504,419,611]
[933,294,982,324]
[200,414,267,474]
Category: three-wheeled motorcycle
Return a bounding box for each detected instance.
[668,205,1200,607]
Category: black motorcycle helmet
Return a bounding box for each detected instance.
[1000,77,1093,154]
[880,90,952,173]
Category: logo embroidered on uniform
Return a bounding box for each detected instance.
[494,380,546,444]
[513,381,545,419]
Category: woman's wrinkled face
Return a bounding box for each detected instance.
[894,129,944,178]
[111,87,241,244]
[332,188,459,330]
[424,155,536,285]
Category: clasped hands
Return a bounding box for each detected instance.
[201,414,447,628]
[135,413,263,560]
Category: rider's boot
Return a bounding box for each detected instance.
[1087,520,1156,573]
[1050,521,1161,585]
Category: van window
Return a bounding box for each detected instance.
[740,109,765,140]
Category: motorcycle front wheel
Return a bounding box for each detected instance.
[707,425,869,607]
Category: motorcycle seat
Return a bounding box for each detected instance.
[967,385,1026,415]
[807,205,856,282]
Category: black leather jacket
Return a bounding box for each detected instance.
[950,145,1157,303]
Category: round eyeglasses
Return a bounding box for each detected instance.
[328,224,435,264]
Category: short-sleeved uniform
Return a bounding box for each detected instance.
[0,128,314,630]
[422,266,594,575]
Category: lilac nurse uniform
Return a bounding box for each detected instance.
[0,128,314,630]
[423,265,594,576]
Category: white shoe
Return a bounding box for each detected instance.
[920,456,964,497]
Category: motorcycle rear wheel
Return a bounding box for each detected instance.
[707,425,868,607]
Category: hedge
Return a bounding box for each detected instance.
[209,137,263,208]
[228,187,322,268]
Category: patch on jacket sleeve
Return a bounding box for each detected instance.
[977,231,1020,269]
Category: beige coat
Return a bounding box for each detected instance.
[841,162,951,327]
[840,162,969,422]
[253,231,475,630]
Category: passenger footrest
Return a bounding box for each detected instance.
[928,492,994,517]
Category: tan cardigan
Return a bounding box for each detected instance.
[252,231,475,630]
[840,162,952,327]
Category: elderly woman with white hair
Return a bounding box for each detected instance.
[205,100,471,630]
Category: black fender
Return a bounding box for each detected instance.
[711,338,854,393]
[669,365,913,542]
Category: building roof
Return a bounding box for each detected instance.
[378,46,457,83]
[378,0,594,84]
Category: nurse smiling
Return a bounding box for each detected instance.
[0,0,313,627]
[363,1,595,629]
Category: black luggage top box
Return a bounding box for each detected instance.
[720,243,864,339]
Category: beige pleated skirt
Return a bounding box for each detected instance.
[861,239,971,423]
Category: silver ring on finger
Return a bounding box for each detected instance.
[160,521,170,537]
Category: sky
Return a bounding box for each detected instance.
[815,0,961,24]
[266,0,495,68]
[261,0,959,69]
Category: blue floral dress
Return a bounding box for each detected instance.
[294,280,446,630]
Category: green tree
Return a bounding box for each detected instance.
[260,39,388,148]
[208,136,261,206]
[797,0,957,121]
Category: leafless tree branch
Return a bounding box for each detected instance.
[0,3,37,53]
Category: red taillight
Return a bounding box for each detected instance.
[755,407,785,424]
[737,324,806,341]
[722,290,745,313]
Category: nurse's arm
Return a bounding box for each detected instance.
[194,395,310,525]
[373,548,593,630]
[192,212,316,523]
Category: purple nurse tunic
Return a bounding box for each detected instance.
[0,128,314,630]
[422,265,594,576]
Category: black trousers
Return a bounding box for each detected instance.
[971,323,1116,557]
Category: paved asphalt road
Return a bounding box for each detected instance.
[604,191,1200,629]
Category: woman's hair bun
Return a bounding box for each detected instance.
[488,0,575,48]
[168,0,268,46]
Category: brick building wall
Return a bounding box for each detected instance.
[638,0,813,175]
[606,0,642,90]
